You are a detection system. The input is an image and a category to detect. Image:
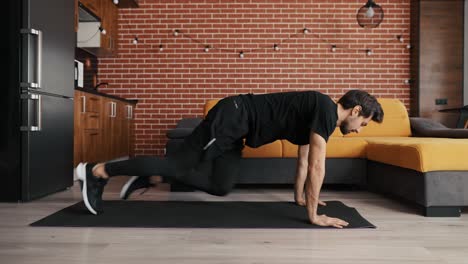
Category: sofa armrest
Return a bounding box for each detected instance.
[167,128,195,139]
[176,117,202,129]
[167,117,202,139]
[410,117,468,138]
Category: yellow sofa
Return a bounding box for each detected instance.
[167,98,468,217]
[166,99,468,216]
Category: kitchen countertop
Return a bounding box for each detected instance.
[75,87,138,104]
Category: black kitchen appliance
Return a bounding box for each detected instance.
[2,0,75,201]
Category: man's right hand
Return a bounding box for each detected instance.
[310,214,349,229]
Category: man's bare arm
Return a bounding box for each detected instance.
[295,144,326,206]
[305,132,348,228]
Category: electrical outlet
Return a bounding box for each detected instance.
[435,98,448,105]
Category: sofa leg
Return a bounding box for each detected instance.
[424,206,461,217]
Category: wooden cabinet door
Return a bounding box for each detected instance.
[101,97,113,160]
[82,130,102,163]
[100,0,118,55]
[120,103,132,157]
[74,91,102,164]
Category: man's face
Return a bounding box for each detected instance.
[340,106,372,135]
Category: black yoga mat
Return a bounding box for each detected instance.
[31,200,375,229]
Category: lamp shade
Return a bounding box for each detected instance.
[357,0,384,28]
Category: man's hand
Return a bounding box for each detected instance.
[310,214,349,229]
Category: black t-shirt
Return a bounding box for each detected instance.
[239,91,338,147]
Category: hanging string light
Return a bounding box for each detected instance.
[129,27,409,58]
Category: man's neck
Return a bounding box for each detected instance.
[336,103,350,127]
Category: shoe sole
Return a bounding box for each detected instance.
[120,176,139,200]
[75,163,98,215]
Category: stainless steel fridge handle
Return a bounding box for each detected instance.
[32,94,42,132]
[37,29,43,89]
[20,93,42,132]
[20,28,42,89]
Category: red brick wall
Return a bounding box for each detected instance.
[98,0,411,156]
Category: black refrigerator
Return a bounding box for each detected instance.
[2,0,75,201]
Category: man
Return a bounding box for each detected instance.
[75,89,383,228]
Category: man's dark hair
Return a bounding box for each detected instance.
[337,90,384,123]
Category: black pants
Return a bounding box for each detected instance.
[105,95,248,196]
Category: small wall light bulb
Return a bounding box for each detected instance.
[99,26,106,35]
[239,51,244,58]
[366,6,375,18]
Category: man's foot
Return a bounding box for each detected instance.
[75,163,108,215]
[120,176,155,200]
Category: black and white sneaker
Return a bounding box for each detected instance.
[120,176,155,200]
[75,163,108,215]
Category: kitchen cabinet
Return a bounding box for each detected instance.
[77,0,119,56]
[74,89,137,166]
[100,0,118,55]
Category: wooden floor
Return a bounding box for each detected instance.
[1,177,467,264]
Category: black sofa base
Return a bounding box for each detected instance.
[168,158,367,191]
[424,206,461,217]
[367,161,467,217]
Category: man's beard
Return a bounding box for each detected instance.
[340,121,351,135]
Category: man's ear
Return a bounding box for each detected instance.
[352,105,362,116]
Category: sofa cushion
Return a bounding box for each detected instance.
[366,138,468,172]
[242,140,283,158]
[204,99,219,117]
[281,138,368,158]
[344,99,412,138]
